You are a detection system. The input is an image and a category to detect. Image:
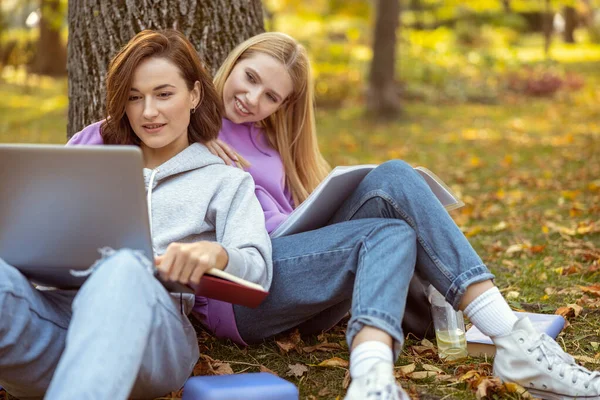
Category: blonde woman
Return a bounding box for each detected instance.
[70,31,600,400]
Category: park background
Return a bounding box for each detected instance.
[0,0,599,399]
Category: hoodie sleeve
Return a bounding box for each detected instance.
[254,186,290,234]
[213,172,273,291]
[66,120,105,145]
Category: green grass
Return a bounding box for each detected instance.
[1,45,599,400]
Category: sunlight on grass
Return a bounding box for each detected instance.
[0,66,68,144]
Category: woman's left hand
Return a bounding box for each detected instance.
[155,241,228,285]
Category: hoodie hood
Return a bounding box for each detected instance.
[143,143,224,189]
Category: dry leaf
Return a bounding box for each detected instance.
[287,363,308,377]
[421,338,435,348]
[276,329,303,354]
[343,369,351,389]
[395,363,416,377]
[318,357,349,368]
[408,371,439,379]
[574,355,600,364]
[318,388,333,397]
[259,365,278,376]
[422,364,444,373]
[302,342,343,353]
[580,284,600,297]
[476,377,505,399]
[213,361,234,375]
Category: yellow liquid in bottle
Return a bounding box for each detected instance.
[435,328,467,360]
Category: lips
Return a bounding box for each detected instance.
[142,123,166,133]
[234,98,251,115]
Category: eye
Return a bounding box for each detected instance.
[246,72,256,83]
[128,95,141,101]
[267,93,278,103]
[158,92,173,98]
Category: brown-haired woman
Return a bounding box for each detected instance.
[0,29,272,399]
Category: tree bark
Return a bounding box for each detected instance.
[563,6,577,43]
[543,0,553,57]
[31,0,67,76]
[367,0,401,119]
[67,0,264,137]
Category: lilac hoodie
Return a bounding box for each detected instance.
[67,119,295,345]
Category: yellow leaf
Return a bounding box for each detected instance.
[396,363,416,376]
[317,357,349,368]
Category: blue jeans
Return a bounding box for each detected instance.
[234,160,493,359]
[0,249,199,400]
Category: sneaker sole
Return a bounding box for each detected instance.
[528,388,600,400]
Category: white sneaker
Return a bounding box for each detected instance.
[344,361,410,400]
[493,317,600,400]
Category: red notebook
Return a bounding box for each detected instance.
[187,268,269,308]
[191,273,268,308]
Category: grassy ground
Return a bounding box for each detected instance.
[1,55,599,400]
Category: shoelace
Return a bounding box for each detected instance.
[529,333,600,389]
[364,376,404,400]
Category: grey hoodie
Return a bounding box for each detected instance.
[143,143,272,290]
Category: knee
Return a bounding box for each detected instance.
[85,249,155,288]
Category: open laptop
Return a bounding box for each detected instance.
[0,144,155,289]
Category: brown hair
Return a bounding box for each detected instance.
[101,29,222,145]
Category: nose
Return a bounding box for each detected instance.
[245,88,261,107]
[142,98,159,119]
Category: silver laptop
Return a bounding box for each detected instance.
[0,144,155,288]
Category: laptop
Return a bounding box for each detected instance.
[0,144,154,288]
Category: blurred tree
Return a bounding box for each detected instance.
[67,0,264,136]
[367,0,401,119]
[563,5,577,42]
[31,0,66,76]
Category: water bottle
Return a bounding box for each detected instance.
[428,285,468,361]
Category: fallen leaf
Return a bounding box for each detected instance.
[317,357,349,368]
[408,371,439,379]
[259,365,278,376]
[276,329,303,354]
[302,342,343,353]
[580,284,600,297]
[574,355,600,364]
[213,361,233,375]
[343,370,351,389]
[476,377,505,399]
[395,363,416,377]
[287,363,308,377]
[318,388,333,397]
[422,364,444,373]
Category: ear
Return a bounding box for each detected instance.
[190,81,202,110]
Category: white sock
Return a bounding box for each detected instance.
[463,287,518,338]
[350,341,394,379]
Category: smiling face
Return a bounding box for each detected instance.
[222,52,294,124]
[125,56,200,167]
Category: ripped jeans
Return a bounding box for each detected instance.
[0,249,198,400]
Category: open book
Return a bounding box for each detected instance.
[271,165,464,238]
[466,312,565,357]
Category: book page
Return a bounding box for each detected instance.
[205,268,266,292]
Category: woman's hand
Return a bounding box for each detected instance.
[205,139,250,169]
[155,241,229,285]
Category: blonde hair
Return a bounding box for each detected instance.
[214,32,330,206]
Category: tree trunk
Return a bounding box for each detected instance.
[563,6,577,43]
[502,0,512,13]
[67,0,264,137]
[31,0,67,76]
[543,0,553,57]
[367,0,401,119]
